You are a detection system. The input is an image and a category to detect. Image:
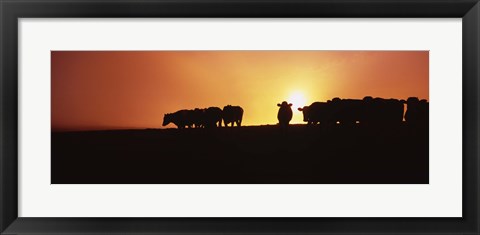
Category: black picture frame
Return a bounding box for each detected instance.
[1,0,479,234]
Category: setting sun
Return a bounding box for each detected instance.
[287,90,308,124]
[288,91,307,110]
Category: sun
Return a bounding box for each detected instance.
[288,91,307,109]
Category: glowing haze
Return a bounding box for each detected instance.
[51,51,428,131]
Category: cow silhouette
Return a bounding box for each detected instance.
[363,97,404,125]
[203,107,223,128]
[328,98,364,125]
[162,110,194,129]
[192,108,205,128]
[277,101,293,127]
[222,105,244,127]
[298,102,331,125]
[405,97,428,125]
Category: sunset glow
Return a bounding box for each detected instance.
[288,91,307,109]
[51,51,429,131]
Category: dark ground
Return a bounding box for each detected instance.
[52,124,428,184]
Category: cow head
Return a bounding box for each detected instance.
[277,101,292,107]
[298,106,309,122]
[162,113,172,126]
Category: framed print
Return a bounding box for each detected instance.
[1,0,479,234]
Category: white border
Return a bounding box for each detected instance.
[19,18,462,217]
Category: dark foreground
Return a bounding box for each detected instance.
[52,124,428,184]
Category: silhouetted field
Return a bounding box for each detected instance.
[52,124,428,184]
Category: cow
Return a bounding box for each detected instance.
[383,98,405,124]
[162,109,194,129]
[277,101,293,127]
[330,98,364,125]
[203,107,223,128]
[222,105,244,127]
[192,108,205,128]
[362,97,404,125]
[298,102,332,125]
[405,97,428,126]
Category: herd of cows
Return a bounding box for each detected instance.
[163,96,428,129]
[282,96,428,127]
[163,105,244,129]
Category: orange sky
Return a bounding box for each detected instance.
[51,51,428,131]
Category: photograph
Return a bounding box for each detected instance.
[51,50,429,184]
